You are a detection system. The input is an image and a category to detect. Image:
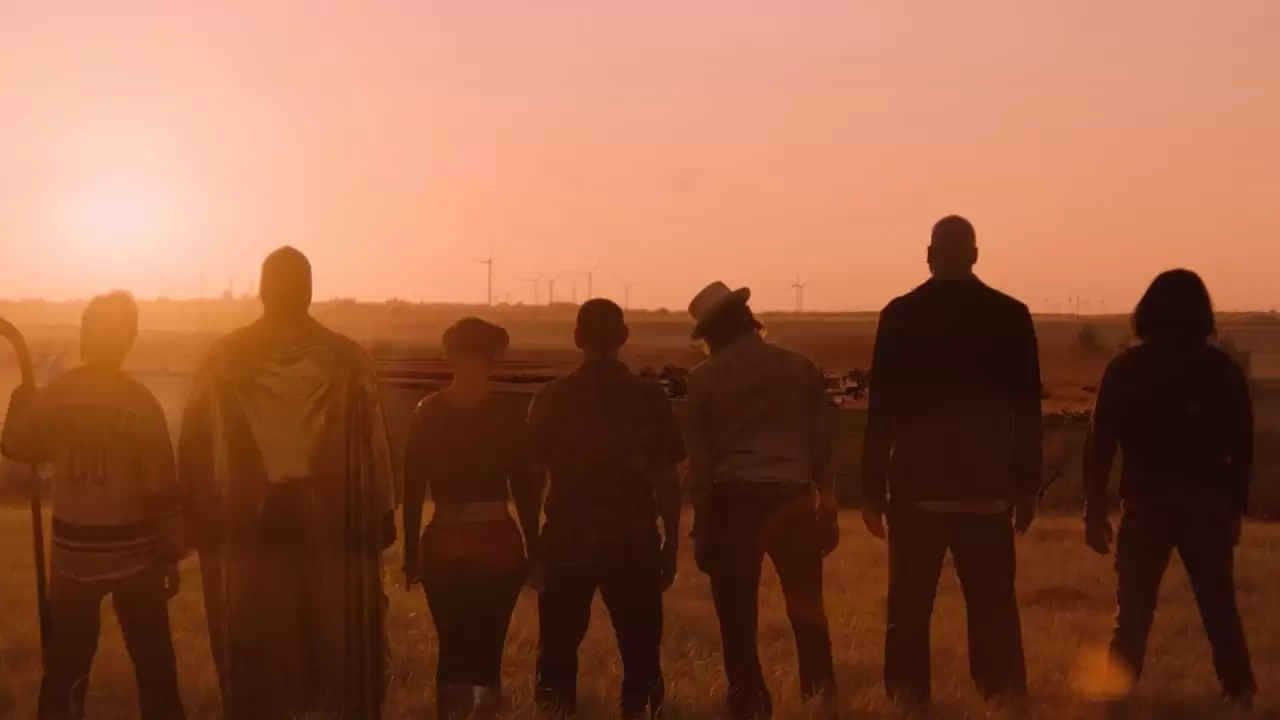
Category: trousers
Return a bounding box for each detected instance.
[704,485,835,719]
[422,570,524,690]
[885,505,1026,703]
[39,566,184,720]
[1109,500,1256,700]
[536,563,665,717]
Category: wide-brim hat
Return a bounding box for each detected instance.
[688,281,751,339]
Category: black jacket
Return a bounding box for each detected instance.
[862,278,1043,507]
[1083,342,1253,516]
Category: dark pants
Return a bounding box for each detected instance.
[39,567,184,720]
[423,570,524,690]
[885,505,1026,703]
[705,486,835,719]
[1110,501,1256,700]
[536,563,665,716]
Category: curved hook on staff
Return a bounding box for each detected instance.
[0,316,51,654]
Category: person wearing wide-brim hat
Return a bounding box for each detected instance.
[684,281,840,719]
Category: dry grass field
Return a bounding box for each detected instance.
[0,511,1276,719]
[2,302,1280,717]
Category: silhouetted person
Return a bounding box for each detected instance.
[402,318,542,718]
[1083,269,1256,707]
[2,292,186,720]
[686,282,839,719]
[529,300,684,718]
[178,247,396,719]
[862,216,1041,705]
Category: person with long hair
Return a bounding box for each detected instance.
[402,318,543,718]
[685,282,839,719]
[1083,269,1257,706]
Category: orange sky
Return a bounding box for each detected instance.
[1,1,1278,312]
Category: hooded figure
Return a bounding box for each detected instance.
[179,247,395,719]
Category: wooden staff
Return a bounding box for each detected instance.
[0,317,51,653]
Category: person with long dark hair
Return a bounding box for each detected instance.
[685,282,839,719]
[402,318,543,718]
[1083,269,1256,706]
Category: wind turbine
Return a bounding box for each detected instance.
[621,281,637,311]
[790,276,810,313]
[475,256,494,306]
[584,262,600,300]
[521,275,544,305]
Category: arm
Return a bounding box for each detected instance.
[810,362,835,499]
[651,391,687,552]
[861,308,897,512]
[1083,358,1123,521]
[138,396,185,563]
[2,383,49,464]
[1011,306,1044,500]
[511,399,545,562]
[685,373,713,533]
[401,402,430,575]
[1225,358,1254,515]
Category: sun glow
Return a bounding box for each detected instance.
[53,173,188,289]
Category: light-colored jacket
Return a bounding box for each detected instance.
[685,334,833,501]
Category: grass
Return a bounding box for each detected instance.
[0,510,1276,719]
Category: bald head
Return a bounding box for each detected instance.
[260,246,313,318]
[928,215,979,279]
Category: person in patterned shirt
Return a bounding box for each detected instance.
[529,299,685,719]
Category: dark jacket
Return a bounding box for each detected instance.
[1083,342,1253,516]
[862,278,1043,507]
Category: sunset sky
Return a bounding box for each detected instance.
[1,1,1278,311]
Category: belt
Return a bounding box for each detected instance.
[430,501,512,525]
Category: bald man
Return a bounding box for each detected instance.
[861,216,1042,705]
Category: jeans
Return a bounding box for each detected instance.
[704,485,835,719]
[885,505,1026,703]
[39,567,184,720]
[536,563,665,717]
[1110,500,1256,700]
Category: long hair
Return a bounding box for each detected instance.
[1132,269,1216,346]
[701,302,764,355]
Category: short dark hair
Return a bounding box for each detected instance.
[260,246,313,316]
[931,215,976,248]
[443,317,509,360]
[81,291,138,365]
[576,299,628,352]
[700,301,761,354]
[1132,269,1216,345]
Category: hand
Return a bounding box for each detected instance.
[861,507,886,540]
[527,560,546,594]
[1084,516,1114,555]
[1014,494,1038,535]
[163,564,181,599]
[660,543,679,591]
